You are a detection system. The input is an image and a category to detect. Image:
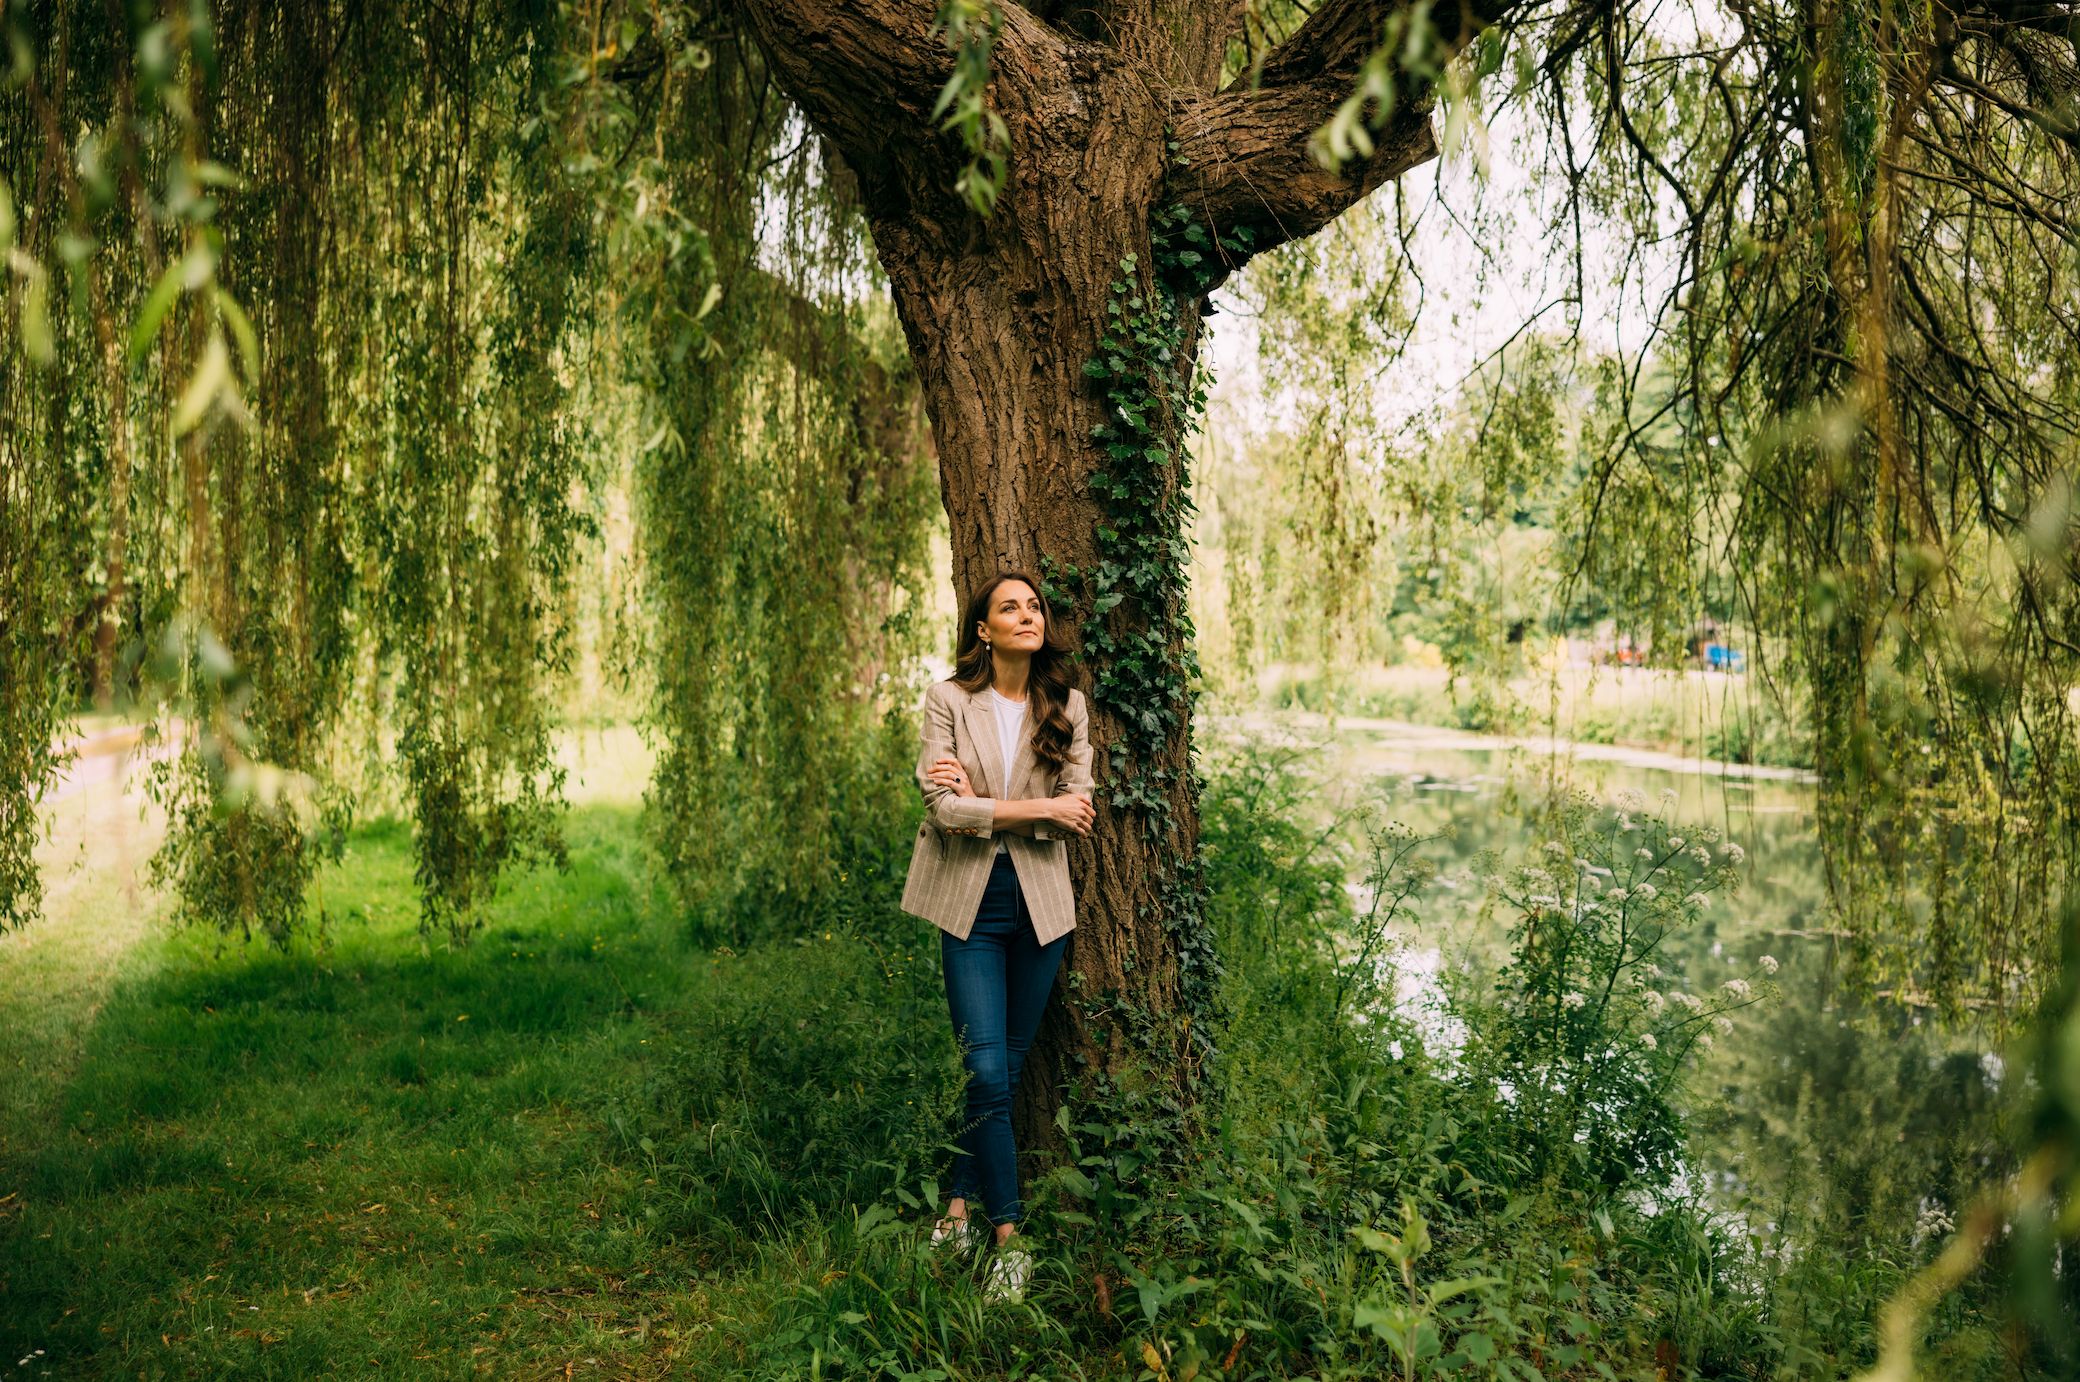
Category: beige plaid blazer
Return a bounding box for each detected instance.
[899,679,1095,944]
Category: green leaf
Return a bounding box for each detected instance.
[1475,28,1506,79]
[1351,1224,1396,1252]
[172,330,233,435]
[192,159,247,191]
[11,250,53,366]
[129,262,186,363]
[1426,1275,1502,1306]
[215,287,260,387]
[930,68,965,123]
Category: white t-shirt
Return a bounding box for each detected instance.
[988,687,1027,855]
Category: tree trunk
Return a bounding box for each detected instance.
[870,71,1203,1159]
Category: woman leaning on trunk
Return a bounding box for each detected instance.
[898,570,1095,1305]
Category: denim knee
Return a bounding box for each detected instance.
[963,1047,1011,1117]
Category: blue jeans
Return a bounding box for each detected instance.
[941,852,1069,1225]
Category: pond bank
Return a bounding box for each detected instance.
[1214,708,1821,783]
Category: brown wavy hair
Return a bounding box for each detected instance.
[952,569,1075,775]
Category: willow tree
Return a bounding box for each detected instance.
[687,0,1497,1148]
[9,0,2076,1160]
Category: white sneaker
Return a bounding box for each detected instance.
[929,1214,979,1255]
[983,1240,1033,1303]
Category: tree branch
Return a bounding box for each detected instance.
[729,0,958,150]
[1165,0,1500,266]
[731,0,1066,161]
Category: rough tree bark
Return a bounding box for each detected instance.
[732,0,1477,1159]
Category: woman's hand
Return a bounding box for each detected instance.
[927,757,975,797]
[1047,792,1096,837]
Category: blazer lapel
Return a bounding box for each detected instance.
[960,688,998,798]
[1007,729,1038,802]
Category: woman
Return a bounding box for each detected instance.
[900,570,1096,1305]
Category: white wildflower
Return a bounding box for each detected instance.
[1722,978,1752,1000]
[1528,894,1561,909]
[1684,892,1709,909]
[1670,990,1703,1011]
[1635,847,1655,859]
[1617,813,1637,831]
[1689,846,1714,867]
[1714,1016,1734,1036]
[1695,1032,1715,1053]
[1607,888,1629,904]
[1388,1040,1405,1061]
[1561,991,1587,1009]
[1633,882,1658,901]
[1911,1199,1955,1248]
[1721,842,1746,864]
[1666,835,1685,849]
[1640,1033,1658,1050]
[1645,963,1663,979]
[1641,991,1666,1017]
[1542,840,1568,857]
[1757,954,1779,974]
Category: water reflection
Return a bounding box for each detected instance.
[1305,726,2020,1259]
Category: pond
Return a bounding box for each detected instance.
[1281,719,2020,1267]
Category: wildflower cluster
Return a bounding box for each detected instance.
[1476,789,1781,1189]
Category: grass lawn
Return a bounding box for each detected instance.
[1,729,1018,1379]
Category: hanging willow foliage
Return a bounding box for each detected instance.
[1516,0,2080,1018]
[1,3,598,944]
[0,0,937,946]
[576,11,939,940]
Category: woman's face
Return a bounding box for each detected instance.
[978,579,1044,655]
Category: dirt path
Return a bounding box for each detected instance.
[0,733,171,1167]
